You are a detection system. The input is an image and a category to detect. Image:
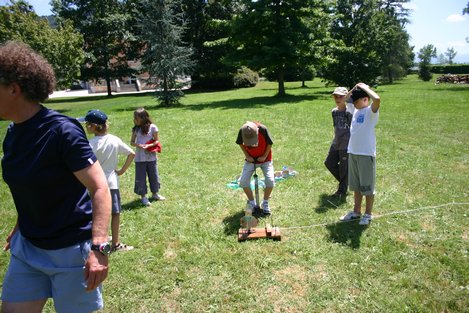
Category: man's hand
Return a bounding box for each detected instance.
[84,250,109,291]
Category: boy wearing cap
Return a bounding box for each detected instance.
[84,110,136,252]
[340,83,381,226]
[236,121,275,214]
[324,87,354,197]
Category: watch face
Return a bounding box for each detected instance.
[100,243,111,254]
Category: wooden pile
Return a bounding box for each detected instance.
[435,74,469,84]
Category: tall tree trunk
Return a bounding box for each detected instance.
[277,67,286,97]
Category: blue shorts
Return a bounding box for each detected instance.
[111,189,122,214]
[1,231,103,313]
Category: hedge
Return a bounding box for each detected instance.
[430,64,469,74]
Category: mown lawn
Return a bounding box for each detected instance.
[0,75,468,312]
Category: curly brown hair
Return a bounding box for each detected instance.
[0,41,56,103]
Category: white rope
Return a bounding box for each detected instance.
[281,202,469,231]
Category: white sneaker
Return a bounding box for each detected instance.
[359,214,373,225]
[340,211,361,221]
[141,197,151,206]
[261,201,271,214]
[151,194,166,201]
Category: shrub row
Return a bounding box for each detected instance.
[431,64,469,74]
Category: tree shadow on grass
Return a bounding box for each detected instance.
[180,94,319,111]
[222,211,245,236]
[326,221,367,249]
[314,193,347,214]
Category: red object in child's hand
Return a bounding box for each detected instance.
[145,140,162,153]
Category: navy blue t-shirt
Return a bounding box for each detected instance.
[2,106,97,249]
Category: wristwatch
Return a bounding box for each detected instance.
[91,242,112,255]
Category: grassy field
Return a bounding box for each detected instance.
[0,75,468,312]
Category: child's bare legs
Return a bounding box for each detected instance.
[263,187,273,201]
[365,195,374,215]
[111,213,120,247]
[243,187,255,201]
[353,191,374,215]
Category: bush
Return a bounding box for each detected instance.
[430,64,469,74]
[233,67,259,88]
[418,63,433,81]
[191,67,259,89]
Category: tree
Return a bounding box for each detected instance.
[437,53,448,65]
[322,0,384,88]
[417,44,436,81]
[378,0,414,83]
[322,0,414,87]
[138,0,193,106]
[445,47,457,65]
[52,0,137,96]
[229,0,329,96]
[0,0,84,89]
[179,0,240,89]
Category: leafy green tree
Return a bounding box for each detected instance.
[418,44,436,81]
[322,0,413,87]
[0,0,84,89]
[322,0,383,88]
[138,0,193,106]
[180,0,240,89]
[378,0,414,83]
[229,0,330,96]
[52,0,137,96]
[444,47,457,65]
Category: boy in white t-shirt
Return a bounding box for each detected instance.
[339,83,381,226]
[84,110,136,252]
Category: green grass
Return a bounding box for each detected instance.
[1,75,468,312]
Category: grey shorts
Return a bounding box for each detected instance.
[348,154,376,195]
[239,161,275,188]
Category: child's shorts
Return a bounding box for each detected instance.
[111,189,122,214]
[348,154,376,195]
[239,161,275,188]
[1,231,103,313]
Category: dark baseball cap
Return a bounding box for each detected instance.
[78,109,108,125]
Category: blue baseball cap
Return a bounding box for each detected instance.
[78,109,108,125]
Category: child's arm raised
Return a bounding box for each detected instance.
[357,83,380,113]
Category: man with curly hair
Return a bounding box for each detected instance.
[0,41,111,313]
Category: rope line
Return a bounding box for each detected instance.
[280,202,469,231]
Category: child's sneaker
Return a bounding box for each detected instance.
[359,214,372,225]
[340,211,361,221]
[111,242,134,253]
[261,200,271,215]
[141,197,151,206]
[151,194,166,201]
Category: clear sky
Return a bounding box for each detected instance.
[1,0,469,62]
